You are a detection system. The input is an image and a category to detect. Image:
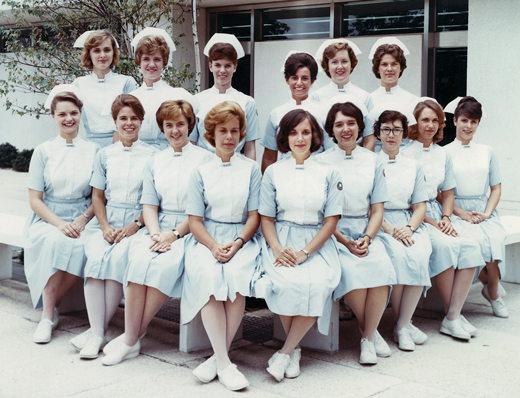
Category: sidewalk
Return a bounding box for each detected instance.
[1,169,519,397]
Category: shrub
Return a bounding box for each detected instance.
[0,142,18,168]
[12,149,34,172]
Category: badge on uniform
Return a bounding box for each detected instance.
[337,182,343,191]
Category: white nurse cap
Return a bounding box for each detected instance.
[203,33,245,59]
[280,50,317,73]
[444,96,487,118]
[44,84,85,110]
[73,30,119,48]
[315,38,362,66]
[131,27,177,61]
[323,94,369,117]
[367,101,417,127]
[368,37,410,60]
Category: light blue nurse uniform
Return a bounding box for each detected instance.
[181,153,262,325]
[377,151,432,288]
[124,143,213,297]
[255,155,342,335]
[316,146,396,298]
[24,135,98,308]
[82,140,156,283]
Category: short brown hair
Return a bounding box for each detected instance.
[277,109,323,154]
[208,42,238,65]
[203,101,247,147]
[372,44,407,79]
[81,30,119,70]
[374,110,408,140]
[284,52,318,82]
[454,96,483,121]
[50,92,83,115]
[321,42,359,78]
[156,100,196,134]
[135,35,170,65]
[111,94,145,121]
[408,100,445,143]
[325,102,365,144]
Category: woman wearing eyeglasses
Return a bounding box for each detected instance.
[374,109,432,352]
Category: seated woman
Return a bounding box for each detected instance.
[316,102,396,364]
[374,109,432,351]
[312,39,375,149]
[75,94,156,359]
[182,101,261,391]
[101,99,213,365]
[261,51,331,172]
[257,109,342,381]
[402,99,485,340]
[25,89,98,344]
[444,96,508,318]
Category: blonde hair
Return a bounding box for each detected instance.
[203,101,247,147]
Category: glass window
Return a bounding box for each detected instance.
[261,6,330,41]
[340,1,424,36]
[434,48,467,146]
[436,0,468,32]
[213,11,251,41]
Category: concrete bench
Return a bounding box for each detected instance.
[0,213,86,313]
[418,214,520,313]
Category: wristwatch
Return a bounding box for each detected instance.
[172,228,180,239]
[135,220,143,229]
[406,224,415,234]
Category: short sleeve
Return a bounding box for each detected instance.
[89,149,108,190]
[244,98,261,141]
[259,166,277,217]
[186,168,206,217]
[410,163,429,204]
[260,111,278,151]
[27,145,46,192]
[370,157,389,204]
[140,157,159,206]
[440,151,456,192]
[123,77,138,93]
[488,147,502,187]
[324,169,343,218]
[246,163,262,211]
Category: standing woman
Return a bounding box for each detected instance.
[73,30,137,148]
[182,101,261,391]
[25,88,98,343]
[312,39,375,149]
[261,51,330,172]
[76,94,156,359]
[374,109,432,351]
[444,96,508,318]
[316,102,396,364]
[403,99,485,340]
[127,27,195,150]
[257,109,342,381]
[102,98,213,366]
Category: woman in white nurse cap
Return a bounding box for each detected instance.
[72,30,137,148]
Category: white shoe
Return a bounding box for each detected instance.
[482,284,509,318]
[267,352,291,382]
[103,332,145,355]
[193,356,217,383]
[373,330,391,357]
[459,315,477,337]
[79,334,107,359]
[285,348,301,378]
[359,338,377,365]
[393,327,415,351]
[70,329,91,351]
[101,340,140,366]
[407,321,428,344]
[440,317,471,341]
[33,319,54,344]
[217,364,249,391]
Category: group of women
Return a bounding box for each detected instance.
[23,29,507,391]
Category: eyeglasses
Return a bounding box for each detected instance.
[380,127,404,135]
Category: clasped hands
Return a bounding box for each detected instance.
[272,246,307,267]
